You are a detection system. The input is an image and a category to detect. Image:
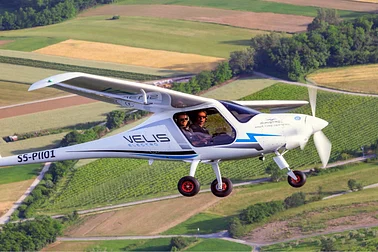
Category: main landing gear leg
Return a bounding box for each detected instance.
[273,150,306,188]
[178,160,200,197]
[210,160,233,197]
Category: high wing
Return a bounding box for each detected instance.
[29,72,213,113]
[232,100,309,113]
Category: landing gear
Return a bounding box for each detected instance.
[288,170,306,188]
[177,159,233,197]
[273,149,307,188]
[178,176,200,197]
[210,177,233,197]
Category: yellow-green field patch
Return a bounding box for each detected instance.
[308,64,378,94]
[0,80,67,107]
[0,179,34,216]
[202,75,277,100]
[34,39,225,73]
[0,49,184,77]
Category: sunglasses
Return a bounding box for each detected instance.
[198,116,207,119]
[179,118,189,122]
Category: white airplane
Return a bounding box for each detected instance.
[0,72,331,197]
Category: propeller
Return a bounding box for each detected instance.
[306,87,332,168]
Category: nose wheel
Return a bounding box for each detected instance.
[288,170,306,188]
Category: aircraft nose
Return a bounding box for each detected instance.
[306,116,328,133]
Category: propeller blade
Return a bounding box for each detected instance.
[313,131,332,168]
[308,87,317,117]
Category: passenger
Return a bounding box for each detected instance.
[176,113,193,137]
[190,110,210,135]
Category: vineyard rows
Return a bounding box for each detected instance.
[39,84,378,212]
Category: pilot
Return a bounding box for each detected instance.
[190,110,210,135]
[176,113,193,137]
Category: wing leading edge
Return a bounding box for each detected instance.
[233,100,309,113]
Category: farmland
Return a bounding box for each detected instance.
[0,179,34,216]
[35,39,224,73]
[0,49,182,77]
[34,84,378,214]
[115,0,366,18]
[45,238,251,251]
[308,64,378,94]
[0,163,42,184]
[0,16,266,58]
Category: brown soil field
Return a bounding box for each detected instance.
[79,5,313,33]
[0,95,97,119]
[0,179,34,216]
[264,0,378,12]
[42,241,96,252]
[34,39,224,73]
[64,193,221,236]
[245,202,378,244]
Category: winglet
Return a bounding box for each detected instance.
[29,72,85,91]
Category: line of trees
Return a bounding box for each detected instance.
[0,216,62,251]
[171,62,233,94]
[0,0,115,30]
[228,10,378,81]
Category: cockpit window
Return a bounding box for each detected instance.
[220,101,260,123]
[174,108,235,147]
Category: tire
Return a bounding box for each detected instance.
[178,176,200,197]
[288,170,306,188]
[210,177,233,197]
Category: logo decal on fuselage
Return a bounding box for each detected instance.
[123,134,170,144]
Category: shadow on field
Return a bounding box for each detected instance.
[220,39,251,46]
[10,141,61,155]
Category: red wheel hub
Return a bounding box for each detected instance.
[182,181,195,193]
[291,175,301,184]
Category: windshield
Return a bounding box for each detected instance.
[220,101,260,123]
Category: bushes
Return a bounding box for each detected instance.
[284,192,306,209]
[240,201,284,224]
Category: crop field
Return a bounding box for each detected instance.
[308,64,378,94]
[35,39,225,74]
[0,80,66,107]
[0,63,63,84]
[0,49,181,77]
[64,193,221,236]
[0,102,118,140]
[201,76,277,100]
[0,163,42,184]
[35,84,378,213]
[80,5,313,33]
[0,133,68,156]
[0,179,34,216]
[0,16,265,58]
[0,36,64,51]
[45,238,251,251]
[115,0,365,18]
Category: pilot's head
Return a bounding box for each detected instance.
[196,110,207,127]
[177,113,189,128]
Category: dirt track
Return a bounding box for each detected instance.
[0,96,97,119]
[79,5,313,33]
[264,0,378,12]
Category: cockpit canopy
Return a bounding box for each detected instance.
[220,101,260,123]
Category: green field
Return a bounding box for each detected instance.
[163,213,230,235]
[0,16,266,58]
[0,163,42,184]
[116,0,366,18]
[34,84,378,213]
[45,238,251,251]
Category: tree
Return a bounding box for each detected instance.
[228,217,245,238]
[307,8,340,32]
[348,179,363,191]
[265,163,286,182]
[212,62,232,85]
[196,70,213,90]
[106,110,126,129]
[229,47,255,75]
[284,192,306,209]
